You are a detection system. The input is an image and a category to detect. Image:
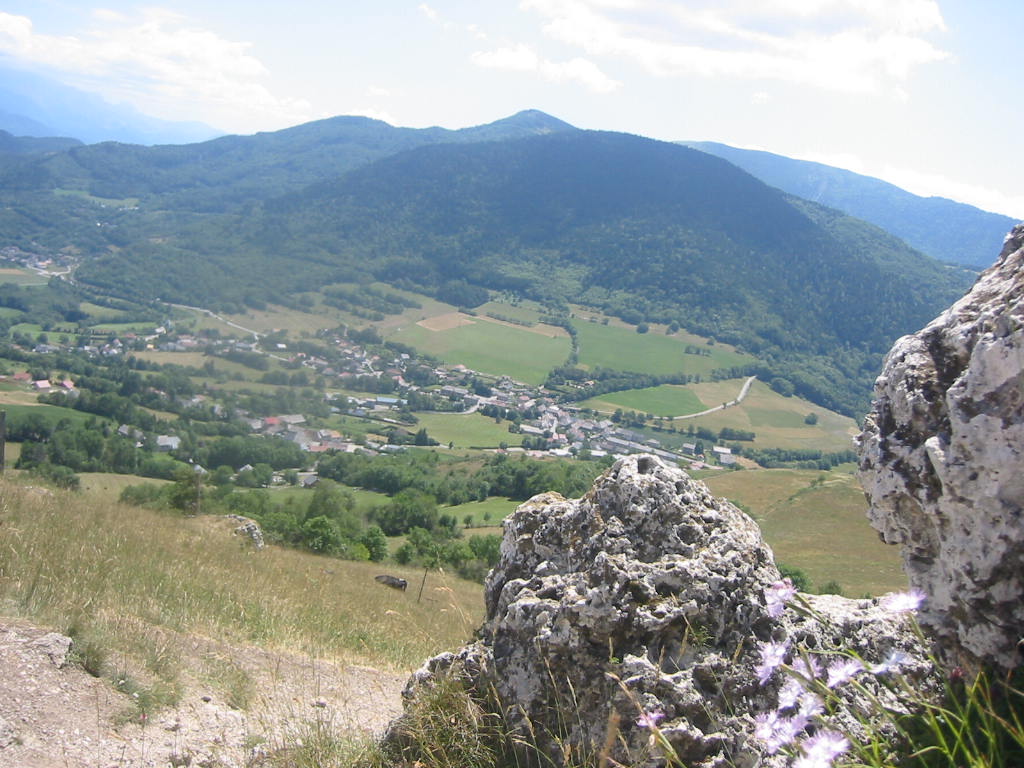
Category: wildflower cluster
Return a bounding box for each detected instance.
[752,579,924,767]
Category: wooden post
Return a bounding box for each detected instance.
[0,410,6,474]
[417,566,429,603]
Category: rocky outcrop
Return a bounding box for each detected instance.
[858,224,1024,672]
[390,456,933,767]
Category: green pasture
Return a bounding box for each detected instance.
[475,300,546,324]
[444,496,519,527]
[582,384,706,417]
[683,379,858,453]
[412,411,525,449]
[54,188,139,207]
[390,317,569,385]
[0,307,23,319]
[0,402,108,428]
[573,319,752,376]
[0,268,47,286]
[78,301,129,320]
[703,468,904,596]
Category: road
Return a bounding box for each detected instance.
[670,375,757,421]
[167,303,264,340]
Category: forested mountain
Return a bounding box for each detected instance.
[72,129,972,415]
[5,109,576,213]
[0,130,81,155]
[683,141,1017,269]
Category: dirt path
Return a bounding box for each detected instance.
[0,619,405,768]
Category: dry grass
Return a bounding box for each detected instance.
[0,479,483,673]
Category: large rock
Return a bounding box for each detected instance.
[389,456,932,767]
[858,224,1024,672]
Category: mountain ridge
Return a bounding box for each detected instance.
[682,140,1018,269]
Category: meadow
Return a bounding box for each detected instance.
[685,379,859,452]
[0,477,484,674]
[389,315,570,385]
[703,467,904,596]
[411,411,525,449]
[572,319,753,376]
[582,384,706,417]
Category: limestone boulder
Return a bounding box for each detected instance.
[858,224,1024,672]
[390,456,932,767]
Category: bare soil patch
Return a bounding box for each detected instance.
[477,316,569,338]
[416,312,476,332]
[0,618,404,768]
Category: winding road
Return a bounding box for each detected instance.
[670,375,757,421]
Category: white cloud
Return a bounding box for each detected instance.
[0,9,312,133]
[750,91,770,104]
[472,43,620,93]
[519,0,948,94]
[418,3,439,22]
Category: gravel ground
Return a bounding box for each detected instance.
[0,618,405,768]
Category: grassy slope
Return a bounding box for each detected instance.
[703,468,904,596]
[582,384,706,417]
[0,478,483,671]
[412,412,525,448]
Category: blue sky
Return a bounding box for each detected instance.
[2,1,1021,218]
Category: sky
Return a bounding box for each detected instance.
[1,0,1021,218]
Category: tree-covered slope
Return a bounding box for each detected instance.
[683,141,1018,269]
[77,130,972,415]
[5,110,576,213]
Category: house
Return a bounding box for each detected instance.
[712,445,732,456]
[155,435,181,452]
[32,380,51,391]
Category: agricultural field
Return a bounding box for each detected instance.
[389,314,570,385]
[572,319,753,376]
[411,411,525,449]
[582,384,706,417]
[0,267,48,286]
[683,379,859,453]
[703,468,904,597]
[442,496,519,527]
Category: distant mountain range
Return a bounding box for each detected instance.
[35,124,968,416]
[682,141,1018,269]
[0,64,220,146]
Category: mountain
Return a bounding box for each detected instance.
[73,129,972,415]
[0,130,81,155]
[0,64,220,146]
[682,141,1018,269]
[8,109,577,212]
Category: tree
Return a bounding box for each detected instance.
[168,466,204,515]
[359,526,388,562]
[804,412,819,425]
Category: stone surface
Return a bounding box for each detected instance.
[31,632,72,668]
[858,224,1024,672]
[390,455,933,767]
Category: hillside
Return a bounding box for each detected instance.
[75,129,970,414]
[4,109,576,213]
[684,141,1018,269]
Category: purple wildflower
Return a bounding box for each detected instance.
[870,649,912,675]
[797,691,825,719]
[793,730,850,768]
[777,677,804,710]
[754,711,807,754]
[880,589,926,614]
[636,710,664,729]
[826,658,865,688]
[791,655,823,682]
[764,577,798,618]
[756,640,789,685]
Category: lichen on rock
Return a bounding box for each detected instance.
[388,455,932,767]
[858,224,1024,673]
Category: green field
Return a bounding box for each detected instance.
[0,402,108,428]
[412,411,525,448]
[582,384,706,417]
[573,320,752,376]
[703,468,904,596]
[390,316,570,385]
[683,379,858,453]
[0,268,47,286]
[443,496,520,527]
